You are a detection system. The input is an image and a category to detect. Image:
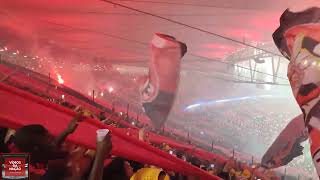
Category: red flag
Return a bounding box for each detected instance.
[140,33,187,128]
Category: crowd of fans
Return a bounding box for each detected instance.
[0,52,286,179]
[0,115,278,180]
[175,100,314,175]
[0,86,279,179]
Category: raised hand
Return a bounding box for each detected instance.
[96,133,112,157]
[65,111,84,134]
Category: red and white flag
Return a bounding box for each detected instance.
[140,33,187,128]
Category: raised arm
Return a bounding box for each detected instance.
[54,112,83,147]
[88,133,112,180]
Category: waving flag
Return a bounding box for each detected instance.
[273,7,320,175]
[140,33,187,128]
[262,114,307,168]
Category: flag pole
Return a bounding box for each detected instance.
[251,156,254,165]
[211,140,214,152]
[92,90,95,102]
[46,73,51,93]
[126,104,129,116]
[284,168,287,180]
[232,149,235,159]
[112,102,115,113]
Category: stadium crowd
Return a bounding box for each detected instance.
[0,52,283,180]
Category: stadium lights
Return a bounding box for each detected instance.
[303,60,308,65]
[108,87,114,93]
[12,50,19,55]
[57,74,64,84]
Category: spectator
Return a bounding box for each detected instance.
[240,169,252,179]
[98,112,106,121]
[89,133,113,180]
[66,147,95,180]
[189,157,201,168]
[0,128,9,153]
[12,112,84,179]
[130,160,144,173]
[217,162,230,179]
[102,157,133,180]
[13,124,69,164]
[130,167,170,180]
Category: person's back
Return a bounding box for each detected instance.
[14,124,68,164]
[185,176,200,180]
[103,158,133,180]
[14,125,71,177]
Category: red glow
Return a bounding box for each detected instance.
[225,29,262,42]
[57,74,64,84]
[204,43,237,51]
[108,87,114,93]
[199,43,239,58]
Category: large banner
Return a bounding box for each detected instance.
[0,83,219,180]
[273,7,320,175]
[140,33,187,128]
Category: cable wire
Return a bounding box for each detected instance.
[0,9,288,81]
[116,0,262,10]
[100,0,283,57]
[188,54,288,80]
[43,20,288,81]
